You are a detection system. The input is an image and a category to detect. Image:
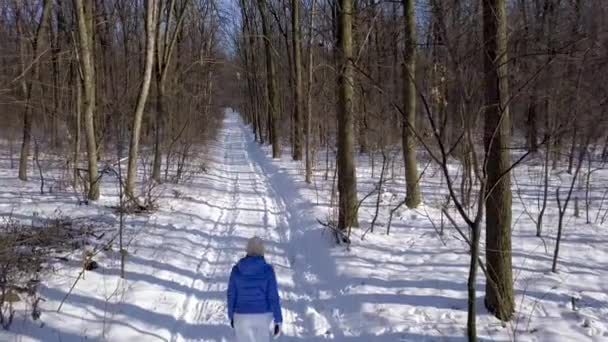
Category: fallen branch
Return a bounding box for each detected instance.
[56,231,120,312]
[317,218,350,244]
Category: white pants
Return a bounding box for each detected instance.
[234,313,272,342]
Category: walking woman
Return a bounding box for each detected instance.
[227,237,283,341]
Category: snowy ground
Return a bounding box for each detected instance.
[1,110,607,341]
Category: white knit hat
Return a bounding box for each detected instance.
[246,236,265,256]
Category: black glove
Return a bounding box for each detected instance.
[231,319,234,329]
[273,324,281,337]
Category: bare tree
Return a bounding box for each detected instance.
[151,0,190,182]
[291,0,303,161]
[305,0,317,184]
[73,0,100,200]
[337,0,359,233]
[482,0,514,321]
[256,0,281,158]
[126,0,159,197]
[17,0,52,181]
[401,0,421,208]
[552,135,589,272]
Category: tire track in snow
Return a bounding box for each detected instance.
[241,151,308,337]
[229,128,306,336]
[238,114,344,339]
[253,173,335,338]
[232,118,335,339]
[190,170,242,331]
[169,113,332,340]
[170,129,240,342]
[169,209,226,342]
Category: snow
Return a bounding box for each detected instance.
[1,109,608,341]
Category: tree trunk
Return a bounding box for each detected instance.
[520,0,538,154]
[567,125,578,174]
[18,98,32,181]
[152,0,188,182]
[337,0,358,232]
[126,0,158,196]
[536,136,551,237]
[402,0,421,209]
[18,0,53,181]
[292,0,303,161]
[50,9,61,150]
[74,0,100,201]
[527,94,538,153]
[240,10,257,142]
[257,0,281,158]
[240,0,263,145]
[152,77,165,182]
[74,70,82,190]
[552,143,586,272]
[305,0,317,184]
[482,0,514,321]
[551,132,562,169]
[566,1,582,175]
[467,222,480,342]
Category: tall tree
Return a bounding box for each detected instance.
[402,0,421,208]
[291,0,303,161]
[337,0,358,232]
[151,0,189,182]
[256,0,281,158]
[305,0,317,184]
[240,0,264,144]
[126,0,159,196]
[17,0,53,181]
[73,0,100,200]
[482,0,514,321]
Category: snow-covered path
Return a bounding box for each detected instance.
[4,111,608,342]
[100,112,334,341]
[4,112,333,342]
[149,111,332,341]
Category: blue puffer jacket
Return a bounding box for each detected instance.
[227,256,283,324]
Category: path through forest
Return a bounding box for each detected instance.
[3,112,337,342]
[4,111,608,342]
[102,112,335,341]
[154,111,336,341]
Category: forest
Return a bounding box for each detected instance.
[0,0,607,341]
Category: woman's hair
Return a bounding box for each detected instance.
[246,236,265,256]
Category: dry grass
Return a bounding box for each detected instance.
[0,214,91,329]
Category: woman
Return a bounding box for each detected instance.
[227,237,283,341]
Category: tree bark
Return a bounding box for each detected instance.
[152,72,165,183]
[240,0,264,144]
[291,0,303,161]
[74,69,82,191]
[553,141,586,272]
[567,125,578,174]
[337,0,358,232]
[536,135,551,237]
[305,0,317,184]
[74,0,100,200]
[257,0,281,158]
[17,0,53,181]
[482,0,514,321]
[527,95,538,153]
[126,0,158,196]
[152,0,189,182]
[402,0,421,209]
[467,222,480,342]
[50,6,61,150]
